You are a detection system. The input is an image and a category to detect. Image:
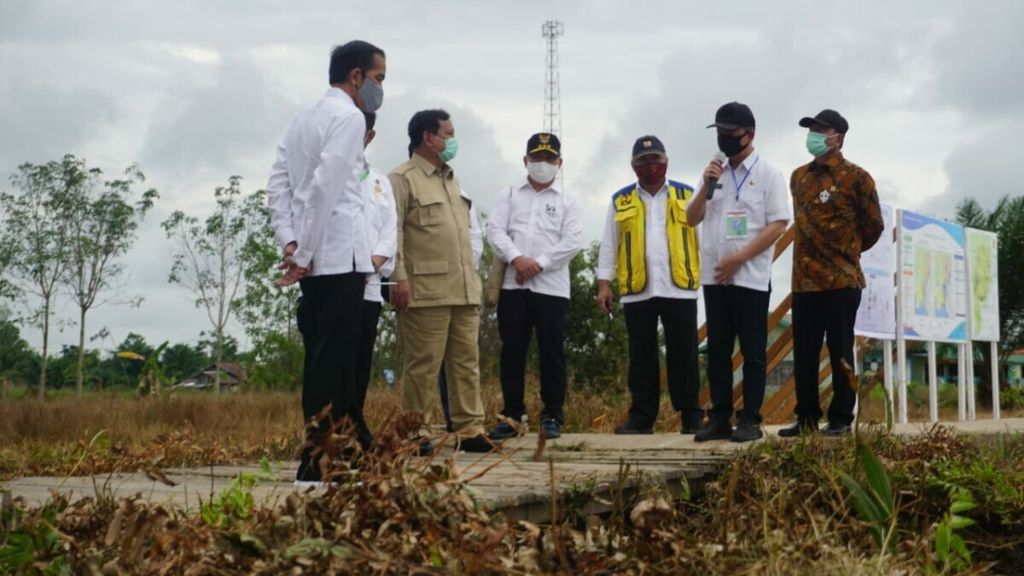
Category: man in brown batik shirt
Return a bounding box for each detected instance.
[779,109,883,438]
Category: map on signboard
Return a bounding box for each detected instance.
[966,228,1000,342]
[900,210,967,342]
[855,203,895,339]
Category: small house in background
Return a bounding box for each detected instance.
[173,363,245,391]
[1008,349,1024,387]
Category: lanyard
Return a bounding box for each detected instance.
[729,156,759,200]
[359,168,370,182]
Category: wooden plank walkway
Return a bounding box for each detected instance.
[5,419,1023,522]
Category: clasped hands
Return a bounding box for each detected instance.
[511,256,542,285]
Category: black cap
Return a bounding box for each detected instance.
[631,135,667,160]
[799,109,849,134]
[706,101,756,130]
[526,132,561,157]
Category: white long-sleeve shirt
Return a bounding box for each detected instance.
[597,180,700,304]
[469,203,483,269]
[362,165,397,302]
[266,87,372,274]
[487,180,583,299]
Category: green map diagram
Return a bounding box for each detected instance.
[913,248,955,319]
[970,240,992,328]
[966,229,999,341]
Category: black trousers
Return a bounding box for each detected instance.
[295,272,365,479]
[703,285,770,424]
[354,300,382,438]
[623,297,701,428]
[791,288,862,426]
[497,289,569,424]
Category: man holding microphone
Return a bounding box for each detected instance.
[685,102,789,442]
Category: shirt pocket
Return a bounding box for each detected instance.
[738,185,766,210]
[614,205,639,224]
[412,189,446,227]
[411,260,450,300]
[669,197,689,226]
[538,205,563,232]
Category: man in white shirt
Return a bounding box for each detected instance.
[266,40,386,482]
[354,111,396,446]
[686,102,790,443]
[597,136,704,435]
[486,133,582,440]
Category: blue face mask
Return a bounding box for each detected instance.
[806,131,833,157]
[439,136,459,163]
[358,75,383,113]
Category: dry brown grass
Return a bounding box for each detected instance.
[2,378,1016,479]
[0,380,640,479]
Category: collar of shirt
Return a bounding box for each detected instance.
[323,86,357,108]
[633,181,669,198]
[808,152,844,173]
[520,178,561,195]
[728,152,759,174]
[411,152,453,179]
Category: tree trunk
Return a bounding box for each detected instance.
[38,299,50,399]
[75,307,87,396]
[214,329,223,394]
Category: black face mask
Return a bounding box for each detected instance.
[717,132,748,157]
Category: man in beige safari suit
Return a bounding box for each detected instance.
[388,109,493,454]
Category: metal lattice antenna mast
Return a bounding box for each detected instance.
[542,20,564,187]
[542,20,563,137]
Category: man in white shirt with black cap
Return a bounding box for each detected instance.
[685,102,790,443]
[266,40,386,483]
[486,132,582,440]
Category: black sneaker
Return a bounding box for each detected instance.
[458,434,498,453]
[777,420,818,438]
[694,419,733,442]
[540,418,562,439]
[821,422,852,437]
[614,421,654,435]
[487,421,519,440]
[730,421,763,443]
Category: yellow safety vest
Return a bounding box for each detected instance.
[613,181,700,295]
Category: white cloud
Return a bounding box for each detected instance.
[2,0,1021,351]
[157,43,222,65]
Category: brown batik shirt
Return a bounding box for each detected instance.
[790,152,884,292]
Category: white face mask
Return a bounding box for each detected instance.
[526,161,559,184]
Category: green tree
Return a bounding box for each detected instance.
[162,177,264,393]
[956,195,1024,394]
[565,242,629,391]
[0,156,79,397]
[234,188,303,389]
[160,342,209,384]
[0,232,16,303]
[45,345,101,390]
[0,315,39,391]
[61,158,158,396]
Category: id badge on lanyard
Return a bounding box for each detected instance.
[725,211,749,239]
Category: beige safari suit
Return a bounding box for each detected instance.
[389,153,485,436]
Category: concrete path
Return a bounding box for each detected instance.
[4,418,1022,522]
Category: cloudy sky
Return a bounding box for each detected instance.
[1,0,1021,352]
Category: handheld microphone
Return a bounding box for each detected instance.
[705,152,728,200]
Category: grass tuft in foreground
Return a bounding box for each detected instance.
[2,419,1023,574]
